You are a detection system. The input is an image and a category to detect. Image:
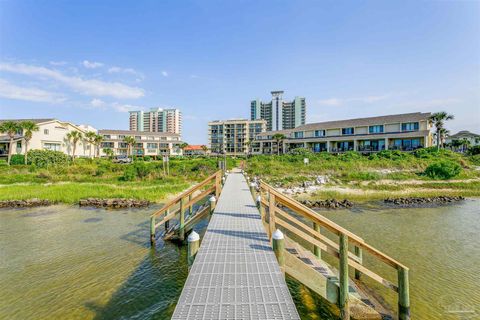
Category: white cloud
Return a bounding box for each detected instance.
[0,79,66,103]
[317,94,389,106]
[111,102,143,112]
[49,61,67,66]
[161,71,168,77]
[90,98,106,108]
[0,62,145,99]
[83,60,104,69]
[108,66,144,79]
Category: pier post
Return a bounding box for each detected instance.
[339,233,350,320]
[268,193,276,238]
[259,193,266,220]
[209,196,216,214]
[354,246,363,280]
[326,276,339,304]
[188,194,193,216]
[256,195,261,209]
[313,222,321,259]
[150,216,156,247]
[250,182,256,199]
[179,197,185,241]
[272,229,285,271]
[187,231,200,266]
[398,267,410,320]
[165,209,170,231]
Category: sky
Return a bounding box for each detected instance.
[0,0,479,144]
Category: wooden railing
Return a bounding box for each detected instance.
[258,181,410,320]
[150,170,222,245]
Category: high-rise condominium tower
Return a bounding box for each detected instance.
[250,91,306,131]
[129,108,182,135]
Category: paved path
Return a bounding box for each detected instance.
[172,170,300,319]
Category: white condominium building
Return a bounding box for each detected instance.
[129,108,182,135]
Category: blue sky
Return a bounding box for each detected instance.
[0,0,479,144]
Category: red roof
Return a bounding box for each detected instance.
[184,145,205,151]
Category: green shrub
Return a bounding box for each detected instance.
[122,165,137,181]
[376,150,409,160]
[338,151,362,161]
[10,154,25,165]
[121,162,153,180]
[468,155,480,166]
[144,156,152,161]
[424,161,462,180]
[467,146,480,156]
[288,148,313,156]
[27,150,69,167]
[0,159,7,166]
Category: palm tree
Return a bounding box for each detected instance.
[93,134,104,158]
[201,145,208,154]
[179,142,189,156]
[429,112,454,150]
[272,133,286,155]
[0,121,21,165]
[66,130,83,162]
[85,131,97,158]
[460,138,471,153]
[433,128,450,149]
[20,121,39,165]
[245,140,252,157]
[103,148,114,159]
[123,136,136,159]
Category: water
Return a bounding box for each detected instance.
[1,201,479,319]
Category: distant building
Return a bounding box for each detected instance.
[253,112,433,154]
[183,145,207,156]
[0,118,93,158]
[251,91,306,131]
[129,108,182,135]
[446,131,480,145]
[98,129,183,157]
[208,119,267,156]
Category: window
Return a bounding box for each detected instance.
[314,130,325,137]
[43,143,61,151]
[369,125,384,134]
[294,131,304,138]
[118,142,128,148]
[135,143,143,148]
[118,135,126,139]
[16,141,22,149]
[135,136,142,140]
[103,135,111,139]
[44,129,49,135]
[342,127,354,135]
[101,142,114,148]
[401,122,419,132]
[147,143,158,149]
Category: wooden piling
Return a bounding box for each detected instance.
[165,209,170,231]
[313,222,321,259]
[187,231,200,266]
[179,197,185,241]
[268,193,276,238]
[339,233,350,320]
[209,196,216,214]
[272,229,285,271]
[398,267,410,320]
[150,216,156,246]
[354,245,363,280]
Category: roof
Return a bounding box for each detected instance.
[448,130,480,138]
[184,145,205,151]
[257,112,431,136]
[0,118,55,125]
[99,129,180,137]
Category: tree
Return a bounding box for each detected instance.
[20,121,39,165]
[460,138,471,153]
[272,133,286,155]
[103,148,114,159]
[85,131,97,158]
[245,140,252,157]
[0,121,21,165]
[123,136,136,159]
[429,112,454,150]
[66,130,83,162]
[201,145,208,154]
[179,142,189,156]
[93,134,104,158]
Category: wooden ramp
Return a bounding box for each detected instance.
[171,170,300,319]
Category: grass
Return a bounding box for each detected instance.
[0,157,236,204]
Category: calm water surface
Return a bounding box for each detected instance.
[1,200,479,319]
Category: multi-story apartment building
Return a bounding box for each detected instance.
[208,119,267,155]
[98,130,183,157]
[0,118,93,158]
[253,112,433,154]
[129,108,182,135]
[251,91,306,131]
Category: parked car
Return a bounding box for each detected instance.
[112,155,132,164]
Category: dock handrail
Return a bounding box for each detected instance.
[258,180,410,320]
[150,170,222,245]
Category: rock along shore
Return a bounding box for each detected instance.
[299,199,353,209]
[384,196,465,206]
[78,198,150,208]
[0,199,52,208]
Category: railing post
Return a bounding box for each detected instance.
[209,196,216,214]
[250,182,256,200]
[165,209,170,231]
[268,192,276,238]
[150,216,156,247]
[272,229,285,271]
[398,267,410,320]
[354,245,363,280]
[187,231,200,267]
[179,198,185,241]
[215,172,221,198]
[188,194,193,216]
[313,222,321,259]
[339,233,350,320]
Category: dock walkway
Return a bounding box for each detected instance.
[172,170,300,319]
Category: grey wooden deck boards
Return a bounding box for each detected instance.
[172,170,300,320]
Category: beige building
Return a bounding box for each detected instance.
[0,118,93,158]
[208,119,267,155]
[129,108,182,135]
[253,112,433,154]
[98,129,183,157]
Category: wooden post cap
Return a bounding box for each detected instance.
[209,196,216,203]
[187,231,200,242]
[272,229,284,240]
